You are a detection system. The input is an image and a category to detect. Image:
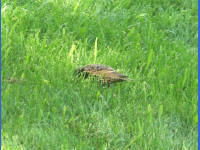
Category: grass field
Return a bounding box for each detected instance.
[1,0,198,149]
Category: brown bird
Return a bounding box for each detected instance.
[74,64,132,86]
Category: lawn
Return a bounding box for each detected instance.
[1,0,198,150]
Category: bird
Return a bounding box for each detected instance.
[74,64,132,86]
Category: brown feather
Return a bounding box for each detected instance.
[74,64,132,85]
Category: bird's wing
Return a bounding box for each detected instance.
[84,64,114,72]
[87,69,128,80]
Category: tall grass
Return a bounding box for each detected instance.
[1,0,198,149]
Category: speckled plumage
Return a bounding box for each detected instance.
[74,64,132,85]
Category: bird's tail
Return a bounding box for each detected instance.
[126,78,134,81]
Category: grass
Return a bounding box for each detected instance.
[1,0,198,149]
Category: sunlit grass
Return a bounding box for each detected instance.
[1,0,198,149]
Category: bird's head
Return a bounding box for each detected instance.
[74,67,89,78]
